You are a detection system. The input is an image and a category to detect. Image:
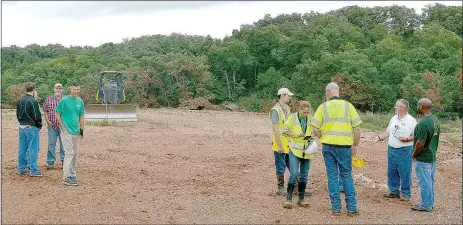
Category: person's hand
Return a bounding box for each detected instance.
[351,145,358,157]
[277,145,284,153]
[47,120,53,127]
[400,137,408,143]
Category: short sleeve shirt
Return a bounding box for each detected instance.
[413,115,440,163]
[386,114,417,148]
[56,95,85,135]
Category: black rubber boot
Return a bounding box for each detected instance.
[276,174,286,196]
[293,179,299,195]
[297,182,309,207]
[283,184,295,209]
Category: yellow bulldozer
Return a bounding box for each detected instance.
[84,71,137,121]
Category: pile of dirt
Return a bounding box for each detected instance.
[180,97,221,110]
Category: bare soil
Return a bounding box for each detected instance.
[1,108,461,224]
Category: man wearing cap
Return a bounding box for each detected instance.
[311,82,362,216]
[270,88,293,195]
[43,83,65,169]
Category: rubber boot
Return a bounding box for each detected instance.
[283,183,295,209]
[276,174,287,196]
[293,179,299,195]
[297,182,309,207]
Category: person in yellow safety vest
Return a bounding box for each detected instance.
[311,82,362,216]
[281,101,321,209]
[270,88,293,196]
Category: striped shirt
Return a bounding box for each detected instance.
[43,95,62,130]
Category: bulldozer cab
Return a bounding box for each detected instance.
[84,71,137,121]
[97,71,125,104]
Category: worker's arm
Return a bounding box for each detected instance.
[79,101,85,137]
[56,113,67,133]
[312,127,322,139]
[399,135,414,143]
[79,116,85,137]
[349,103,362,156]
[377,131,389,142]
[412,124,428,160]
[272,124,284,153]
[310,105,323,139]
[412,140,425,159]
[377,117,394,142]
[55,101,67,133]
[42,97,53,126]
[351,127,361,156]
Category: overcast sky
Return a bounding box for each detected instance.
[1,1,461,47]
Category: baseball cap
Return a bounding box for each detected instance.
[277,88,294,96]
[54,83,63,88]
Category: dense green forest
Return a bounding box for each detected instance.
[2,4,462,118]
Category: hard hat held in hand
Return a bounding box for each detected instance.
[303,140,318,154]
[352,156,368,168]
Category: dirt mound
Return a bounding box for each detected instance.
[180,97,220,110]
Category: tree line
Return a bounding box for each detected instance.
[2,3,462,118]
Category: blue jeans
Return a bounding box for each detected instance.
[288,151,310,184]
[338,170,344,191]
[322,145,357,212]
[388,145,412,197]
[47,127,64,165]
[274,152,290,175]
[414,160,436,211]
[17,127,40,174]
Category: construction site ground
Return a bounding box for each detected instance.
[1,108,461,224]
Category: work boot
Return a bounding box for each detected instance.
[276,174,287,196]
[283,184,295,209]
[297,182,309,207]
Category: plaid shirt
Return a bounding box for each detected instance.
[43,95,62,130]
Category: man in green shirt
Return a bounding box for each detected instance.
[56,82,85,186]
[411,98,440,212]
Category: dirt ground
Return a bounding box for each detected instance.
[1,108,462,224]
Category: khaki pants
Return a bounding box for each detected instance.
[60,131,80,179]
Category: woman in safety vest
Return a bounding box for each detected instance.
[281,101,319,208]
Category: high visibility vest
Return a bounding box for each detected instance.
[310,98,362,146]
[270,103,291,153]
[282,112,313,159]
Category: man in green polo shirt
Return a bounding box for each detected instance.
[56,82,85,186]
[411,98,440,212]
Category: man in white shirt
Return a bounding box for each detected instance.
[377,99,417,201]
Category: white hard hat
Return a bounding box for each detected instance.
[304,140,318,154]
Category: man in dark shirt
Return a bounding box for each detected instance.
[411,98,440,212]
[16,82,43,177]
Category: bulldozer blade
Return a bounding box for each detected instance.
[84,104,137,121]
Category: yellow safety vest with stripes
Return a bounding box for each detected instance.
[282,112,313,159]
[310,98,362,146]
[270,103,291,153]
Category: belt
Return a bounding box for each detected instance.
[19,125,32,129]
[322,143,352,148]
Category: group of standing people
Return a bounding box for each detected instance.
[16,82,85,186]
[270,82,440,215]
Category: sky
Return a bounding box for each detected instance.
[1,1,461,47]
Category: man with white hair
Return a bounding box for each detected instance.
[377,99,417,201]
[43,83,65,169]
[311,82,362,216]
